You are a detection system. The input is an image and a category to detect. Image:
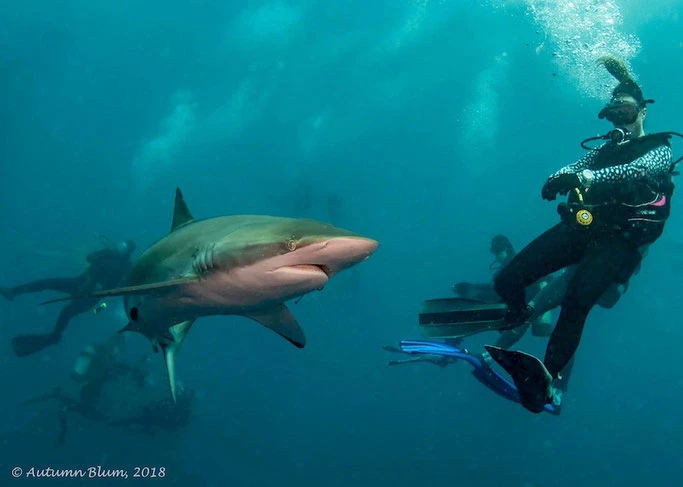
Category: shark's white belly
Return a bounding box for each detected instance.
[171,267,325,316]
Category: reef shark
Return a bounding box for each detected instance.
[45,188,379,401]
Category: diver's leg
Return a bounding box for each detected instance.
[595,283,623,309]
[547,355,575,414]
[9,277,83,298]
[494,223,585,322]
[56,408,68,446]
[50,391,78,445]
[528,267,576,337]
[596,243,646,309]
[493,267,577,349]
[11,299,96,357]
[543,238,640,378]
[52,299,96,337]
[529,268,575,318]
[554,355,575,394]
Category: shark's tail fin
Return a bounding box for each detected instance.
[159,320,194,404]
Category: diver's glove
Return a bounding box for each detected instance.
[541,173,581,201]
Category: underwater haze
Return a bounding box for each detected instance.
[2,0,683,485]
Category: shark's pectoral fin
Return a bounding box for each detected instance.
[118,322,135,334]
[40,278,199,305]
[160,329,176,342]
[160,320,195,404]
[245,305,306,349]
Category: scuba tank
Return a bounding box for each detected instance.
[70,333,126,384]
[71,345,97,383]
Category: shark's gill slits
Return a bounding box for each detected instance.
[192,244,217,276]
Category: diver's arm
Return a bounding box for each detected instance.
[588,144,673,185]
[542,150,600,200]
[548,149,599,178]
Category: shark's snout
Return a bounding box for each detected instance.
[312,237,379,276]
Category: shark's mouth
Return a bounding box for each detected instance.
[287,264,332,277]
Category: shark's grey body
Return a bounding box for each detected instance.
[47,189,379,401]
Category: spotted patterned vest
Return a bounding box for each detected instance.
[567,133,674,226]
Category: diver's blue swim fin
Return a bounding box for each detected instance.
[399,340,559,415]
[484,346,553,414]
[419,298,510,339]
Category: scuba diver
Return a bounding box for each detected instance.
[70,331,151,390]
[22,388,109,446]
[0,238,136,357]
[109,383,194,436]
[485,57,681,413]
[454,234,649,410]
[21,333,150,445]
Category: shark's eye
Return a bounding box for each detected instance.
[130,307,139,321]
[287,239,297,251]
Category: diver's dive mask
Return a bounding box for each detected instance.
[598,100,641,125]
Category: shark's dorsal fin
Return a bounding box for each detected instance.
[245,304,306,348]
[171,187,195,233]
[160,320,195,404]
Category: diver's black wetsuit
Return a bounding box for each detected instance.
[453,239,552,346]
[453,247,549,306]
[494,134,674,379]
[3,244,134,357]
